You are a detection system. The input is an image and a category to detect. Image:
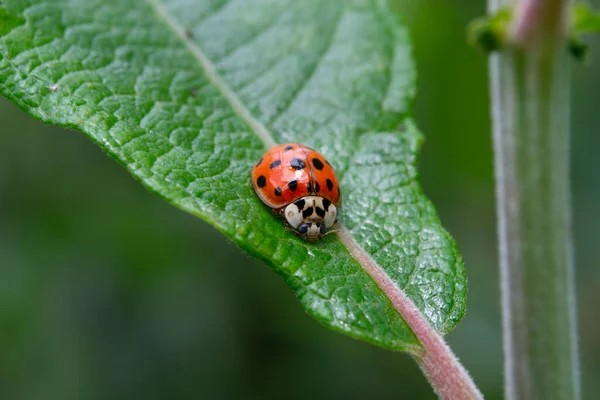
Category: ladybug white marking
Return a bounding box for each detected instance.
[283,196,337,241]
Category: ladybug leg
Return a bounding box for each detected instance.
[285,226,306,240]
[282,220,299,234]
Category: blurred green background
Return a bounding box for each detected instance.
[1,1,598,399]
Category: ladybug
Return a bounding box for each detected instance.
[252,143,342,241]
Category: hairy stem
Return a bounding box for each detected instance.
[488,0,580,398]
[338,228,483,400]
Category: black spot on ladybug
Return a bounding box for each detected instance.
[255,157,263,167]
[314,181,320,193]
[288,180,298,191]
[312,158,324,170]
[269,159,281,169]
[290,158,306,170]
[294,199,305,210]
[256,175,266,188]
[326,178,334,191]
[284,145,294,151]
[315,207,325,218]
[274,187,282,196]
[303,207,314,218]
[306,183,312,193]
[322,199,331,211]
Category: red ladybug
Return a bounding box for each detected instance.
[252,143,341,240]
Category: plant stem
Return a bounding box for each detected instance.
[488,0,580,399]
[338,228,483,400]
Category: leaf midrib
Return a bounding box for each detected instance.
[147,0,276,148]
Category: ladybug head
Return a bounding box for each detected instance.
[297,221,326,241]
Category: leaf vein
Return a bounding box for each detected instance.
[212,3,289,65]
[267,5,344,126]
[147,0,276,148]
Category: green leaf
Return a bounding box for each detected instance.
[0,4,24,36]
[0,0,466,352]
[573,3,600,33]
[568,3,600,62]
[467,8,512,53]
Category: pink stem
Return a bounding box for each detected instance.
[510,0,568,48]
[337,227,483,400]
